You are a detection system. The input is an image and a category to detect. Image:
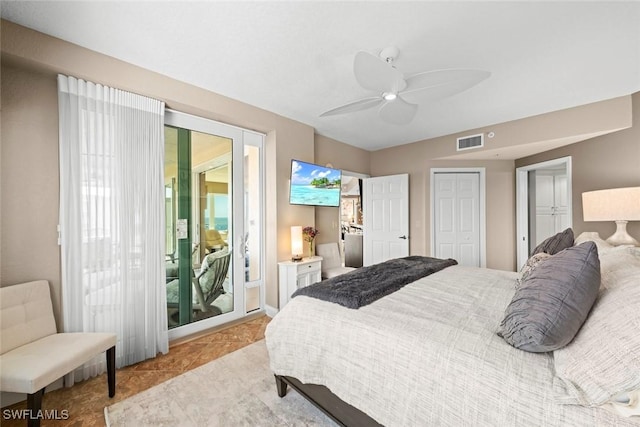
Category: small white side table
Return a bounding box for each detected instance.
[278,256,323,309]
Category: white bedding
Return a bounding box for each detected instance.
[265,265,640,426]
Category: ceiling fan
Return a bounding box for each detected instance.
[320,46,490,125]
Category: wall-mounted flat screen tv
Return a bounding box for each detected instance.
[289,159,342,207]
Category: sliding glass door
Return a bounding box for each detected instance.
[164,111,264,338]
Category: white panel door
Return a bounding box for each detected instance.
[535,171,569,246]
[535,174,556,245]
[363,174,409,266]
[434,173,480,267]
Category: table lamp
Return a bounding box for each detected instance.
[582,187,640,246]
[291,226,303,261]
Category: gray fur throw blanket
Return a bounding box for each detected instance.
[292,256,457,309]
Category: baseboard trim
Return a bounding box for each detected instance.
[169,311,266,347]
[265,304,278,318]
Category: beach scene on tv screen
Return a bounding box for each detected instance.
[290,160,341,206]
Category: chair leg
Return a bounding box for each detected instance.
[106,345,116,398]
[27,388,45,427]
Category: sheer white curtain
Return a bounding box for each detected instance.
[58,75,168,384]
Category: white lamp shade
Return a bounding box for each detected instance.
[291,226,303,257]
[582,187,640,221]
[582,186,640,246]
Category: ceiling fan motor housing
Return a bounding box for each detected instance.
[379,46,400,63]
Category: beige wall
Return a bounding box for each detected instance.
[314,134,371,245]
[371,144,516,271]
[370,95,635,272]
[1,64,63,323]
[0,20,315,317]
[516,91,640,242]
[2,19,638,324]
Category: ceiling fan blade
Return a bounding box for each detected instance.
[354,51,406,93]
[320,96,384,117]
[402,69,490,103]
[378,96,418,125]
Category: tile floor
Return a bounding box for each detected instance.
[1,315,270,427]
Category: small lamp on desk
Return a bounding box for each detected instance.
[582,187,640,246]
[291,226,303,261]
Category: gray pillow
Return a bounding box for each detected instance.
[532,228,574,255]
[498,241,600,352]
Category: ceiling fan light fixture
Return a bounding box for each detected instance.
[320,47,490,125]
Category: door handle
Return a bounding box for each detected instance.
[399,235,407,240]
[237,235,245,258]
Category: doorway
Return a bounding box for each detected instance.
[516,156,572,269]
[340,171,368,268]
[165,110,264,340]
[430,168,486,268]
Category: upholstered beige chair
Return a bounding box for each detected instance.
[0,280,116,427]
[316,243,356,279]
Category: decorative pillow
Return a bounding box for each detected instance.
[498,241,600,352]
[573,231,614,254]
[532,227,574,255]
[553,247,640,406]
[516,252,552,289]
[598,246,640,290]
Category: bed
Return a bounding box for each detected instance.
[265,233,640,426]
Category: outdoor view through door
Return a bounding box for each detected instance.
[164,114,263,333]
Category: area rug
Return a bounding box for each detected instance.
[104,340,335,426]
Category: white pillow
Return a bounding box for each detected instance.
[599,246,640,290]
[553,254,640,406]
[574,231,614,254]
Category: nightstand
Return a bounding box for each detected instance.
[278,256,323,309]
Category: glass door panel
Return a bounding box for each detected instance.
[165,125,234,329]
[244,145,261,282]
[194,135,233,320]
[243,140,262,313]
[164,125,193,327]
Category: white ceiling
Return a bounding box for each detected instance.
[2,1,639,152]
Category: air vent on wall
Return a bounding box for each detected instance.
[457,133,484,151]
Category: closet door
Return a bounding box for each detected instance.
[534,171,569,246]
[433,173,480,267]
[535,173,556,245]
[553,174,570,231]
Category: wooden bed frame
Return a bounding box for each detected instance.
[275,375,383,427]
